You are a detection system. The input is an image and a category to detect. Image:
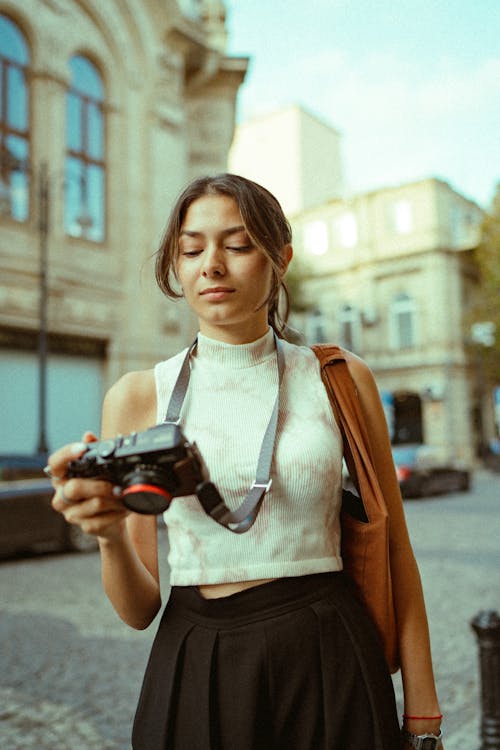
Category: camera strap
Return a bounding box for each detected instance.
[163,332,285,533]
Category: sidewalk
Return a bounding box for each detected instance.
[395,469,500,749]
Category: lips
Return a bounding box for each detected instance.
[199,287,235,299]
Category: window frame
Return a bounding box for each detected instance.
[338,303,361,352]
[390,198,413,235]
[0,13,31,223]
[65,54,106,243]
[335,211,358,248]
[389,293,417,349]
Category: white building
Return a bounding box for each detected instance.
[292,177,487,464]
[229,105,344,214]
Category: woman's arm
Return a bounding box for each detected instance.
[50,369,162,630]
[346,353,442,740]
[98,369,161,630]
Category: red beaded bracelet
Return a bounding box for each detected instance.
[402,714,443,721]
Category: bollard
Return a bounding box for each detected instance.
[471,610,500,750]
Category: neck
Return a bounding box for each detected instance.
[198,320,271,345]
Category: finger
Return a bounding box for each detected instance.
[64,497,130,530]
[45,441,89,486]
[73,509,130,539]
[76,498,129,522]
[82,431,98,444]
[43,465,65,483]
[57,483,75,507]
[51,479,118,513]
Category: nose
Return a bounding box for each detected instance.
[201,246,225,278]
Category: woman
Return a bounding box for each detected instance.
[48,174,443,749]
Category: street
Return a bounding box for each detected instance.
[1,471,499,749]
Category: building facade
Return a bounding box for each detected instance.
[0,0,247,454]
[291,178,488,465]
[229,105,494,465]
[229,105,345,215]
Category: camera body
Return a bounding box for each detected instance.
[66,423,207,514]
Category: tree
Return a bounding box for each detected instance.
[470,182,500,380]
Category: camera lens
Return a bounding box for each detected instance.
[121,468,173,515]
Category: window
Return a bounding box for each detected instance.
[335,212,358,248]
[390,293,416,349]
[0,14,30,221]
[306,308,327,344]
[338,304,360,351]
[303,220,328,256]
[391,199,413,234]
[65,55,105,242]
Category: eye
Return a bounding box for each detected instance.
[226,244,253,252]
[180,248,203,257]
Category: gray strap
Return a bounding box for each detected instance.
[165,340,198,424]
[164,332,285,533]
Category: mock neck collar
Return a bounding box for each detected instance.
[195,328,276,369]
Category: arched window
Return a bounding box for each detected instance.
[0,14,30,221]
[390,293,417,349]
[65,55,105,242]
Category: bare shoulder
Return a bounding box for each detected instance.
[340,350,410,535]
[341,349,378,394]
[340,349,389,439]
[102,369,157,438]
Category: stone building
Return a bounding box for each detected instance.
[291,178,487,465]
[0,0,247,454]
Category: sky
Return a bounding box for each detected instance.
[225,0,500,208]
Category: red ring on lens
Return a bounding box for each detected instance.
[122,484,172,500]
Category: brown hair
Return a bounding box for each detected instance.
[154,173,292,336]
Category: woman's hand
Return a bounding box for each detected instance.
[47,433,129,543]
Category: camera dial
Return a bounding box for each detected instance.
[97,440,117,458]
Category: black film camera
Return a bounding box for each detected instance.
[66,423,208,515]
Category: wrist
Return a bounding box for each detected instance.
[403,719,442,737]
[98,523,128,547]
[402,713,443,750]
[402,713,442,735]
[401,727,443,749]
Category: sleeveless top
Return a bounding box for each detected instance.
[154,328,344,585]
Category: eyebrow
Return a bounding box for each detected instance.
[179,225,247,239]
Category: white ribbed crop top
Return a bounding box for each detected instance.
[154,328,344,585]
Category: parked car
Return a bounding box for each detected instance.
[0,477,98,557]
[392,444,471,499]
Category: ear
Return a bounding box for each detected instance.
[280,244,293,275]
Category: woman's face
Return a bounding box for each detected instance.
[176,194,278,343]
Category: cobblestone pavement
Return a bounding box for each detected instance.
[393,470,500,749]
[1,471,499,749]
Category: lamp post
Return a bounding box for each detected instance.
[37,161,49,454]
[0,152,92,456]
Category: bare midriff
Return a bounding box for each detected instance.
[197,578,277,599]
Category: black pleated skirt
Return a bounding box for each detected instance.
[132,572,401,750]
